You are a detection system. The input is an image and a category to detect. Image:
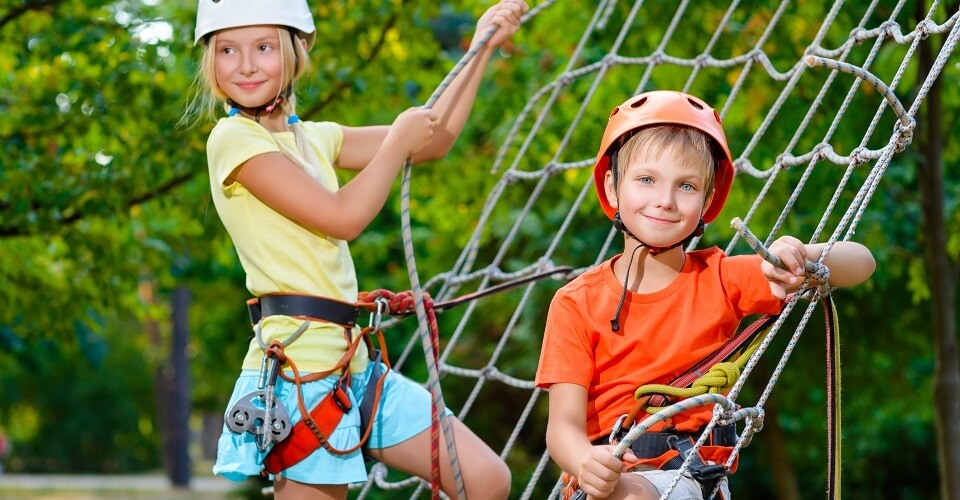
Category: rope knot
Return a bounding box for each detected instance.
[691,362,740,393]
[266,339,288,365]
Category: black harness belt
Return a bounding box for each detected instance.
[247,294,361,327]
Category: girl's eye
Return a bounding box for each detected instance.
[259,44,272,51]
[220,47,234,54]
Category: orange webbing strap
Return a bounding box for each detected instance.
[262,369,352,474]
[262,325,391,472]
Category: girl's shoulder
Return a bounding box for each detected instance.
[207,116,272,144]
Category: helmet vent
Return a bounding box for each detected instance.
[610,108,619,117]
[713,109,722,124]
[687,98,704,110]
[629,96,648,108]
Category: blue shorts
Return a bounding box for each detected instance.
[213,361,448,485]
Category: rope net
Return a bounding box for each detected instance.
[353,1,960,498]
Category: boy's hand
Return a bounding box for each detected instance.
[473,0,528,50]
[575,445,637,499]
[386,107,438,158]
[762,236,808,299]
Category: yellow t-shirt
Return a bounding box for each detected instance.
[206,116,368,373]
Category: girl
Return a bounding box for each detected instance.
[188,1,527,498]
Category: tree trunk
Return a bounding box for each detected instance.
[916,6,960,497]
[141,280,193,488]
[167,286,192,488]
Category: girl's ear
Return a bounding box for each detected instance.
[299,36,308,51]
[604,168,619,210]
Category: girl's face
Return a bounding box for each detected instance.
[605,147,713,248]
[213,25,284,108]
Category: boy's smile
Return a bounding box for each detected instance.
[605,152,712,249]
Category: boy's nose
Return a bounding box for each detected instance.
[653,188,675,209]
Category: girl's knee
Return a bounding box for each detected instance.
[461,455,511,500]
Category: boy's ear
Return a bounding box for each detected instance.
[604,169,619,210]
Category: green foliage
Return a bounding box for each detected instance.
[1,1,958,498]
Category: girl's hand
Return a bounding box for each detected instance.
[473,0,528,50]
[762,235,808,299]
[575,445,635,499]
[386,107,439,158]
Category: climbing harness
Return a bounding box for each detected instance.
[224,292,392,474]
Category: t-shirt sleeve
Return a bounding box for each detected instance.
[719,254,783,316]
[206,118,281,189]
[308,121,343,166]
[535,290,595,389]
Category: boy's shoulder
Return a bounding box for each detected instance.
[686,246,726,266]
[554,259,612,298]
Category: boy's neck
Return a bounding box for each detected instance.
[614,242,686,294]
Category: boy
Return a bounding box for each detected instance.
[535,91,876,499]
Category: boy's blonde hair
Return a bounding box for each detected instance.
[614,125,719,197]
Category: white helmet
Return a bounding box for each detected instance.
[194,0,316,48]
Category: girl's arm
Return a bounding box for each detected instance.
[335,0,527,170]
[547,383,635,499]
[232,107,437,241]
[763,237,877,299]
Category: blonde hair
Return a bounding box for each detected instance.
[181,27,327,181]
[614,125,719,196]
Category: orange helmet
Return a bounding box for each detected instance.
[593,91,735,224]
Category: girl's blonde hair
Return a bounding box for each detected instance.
[182,27,327,181]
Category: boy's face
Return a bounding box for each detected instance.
[604,146,713,248]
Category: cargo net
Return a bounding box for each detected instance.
[354,1,959,498]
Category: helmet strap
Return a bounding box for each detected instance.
[613,212,705,255]
[609,216,705,333]
[226,83,292,120]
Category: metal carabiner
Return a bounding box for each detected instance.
[368,296,389,331]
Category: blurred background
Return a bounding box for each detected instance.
[1,1,959,499]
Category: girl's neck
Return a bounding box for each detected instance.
[236,110,289,133]
[615,242,685,294]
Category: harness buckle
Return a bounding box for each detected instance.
[369,297,389,331]
[332,377,352,414]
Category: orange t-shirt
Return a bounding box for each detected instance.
[535,247,782,441]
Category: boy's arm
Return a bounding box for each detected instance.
[762,237,876,299]
[547,383,635,499]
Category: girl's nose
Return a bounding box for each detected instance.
[240,52,257,75]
